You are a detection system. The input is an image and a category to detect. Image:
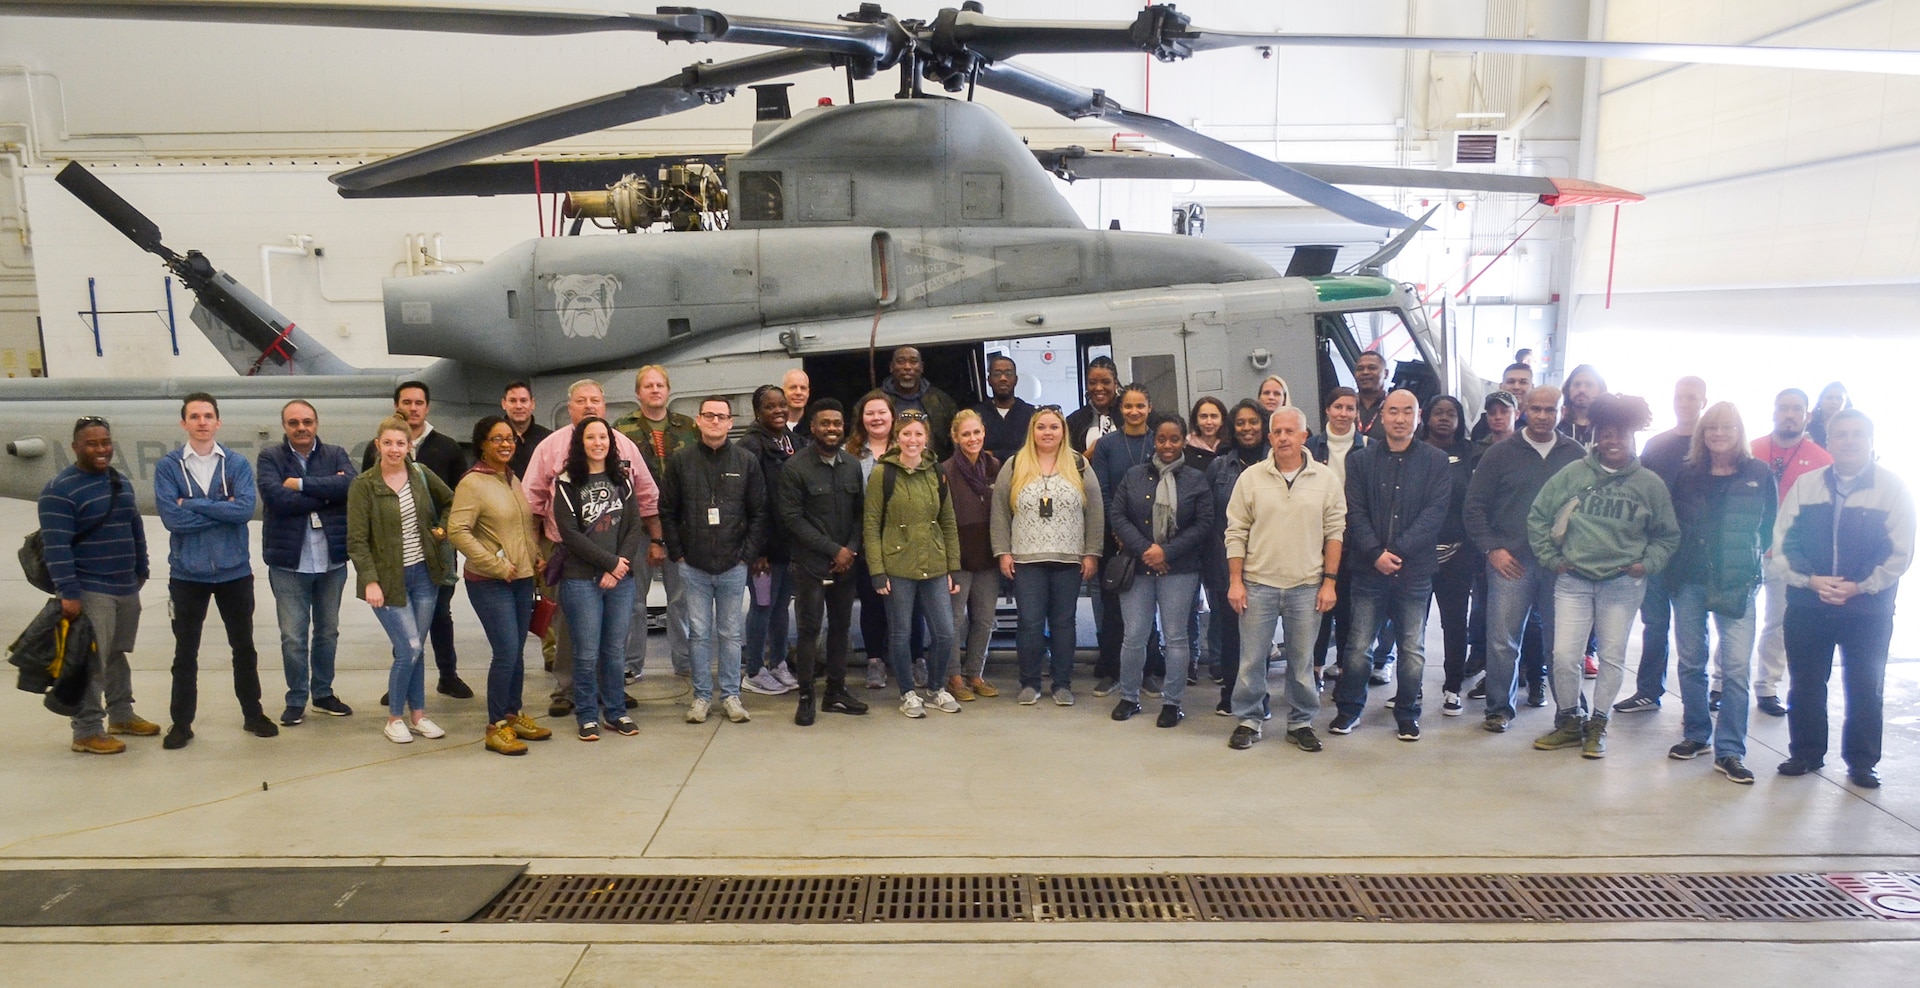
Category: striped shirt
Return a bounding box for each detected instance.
[396,479,426,566]
[37,466,148,598]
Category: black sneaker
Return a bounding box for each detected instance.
[1092,677,1118,697]
[822,690,869,716]
[311,696,353,717]
[1466,677,1487,701]
[380,692,390,706]
[1756,695,1788,718]
[279,706,305,727]
[794,692,817,727]
[1614,693,1660,713]
[1716,756,1756,784]
[612,717,639,737]
[1396,719,1421,742]
[577,721,600,742]
[244,714,280,738]
[1526,681,1548,708]
[1228,724,1261,749]
[1214,699,1232,717]
[1285,726,1323,752]
[1668,739,1711,760]
[1776,756,1823,776]
[1155,705,1184,728]
[437,675,474,699]
[1708,689,1721,712]
[1111,699,1141,722]
[1329,711,1360,735]
[162,724,193,750]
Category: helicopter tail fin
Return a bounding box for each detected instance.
[188,270,358,376]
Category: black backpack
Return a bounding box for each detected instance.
[20,471,123,595]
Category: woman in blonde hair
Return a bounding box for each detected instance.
[348,415,455,745]
[1664,401,1775,784]
[990,407,1104,706]
[943,409,1002,700]
[1256,375,1290,414]
[847,389,896,689]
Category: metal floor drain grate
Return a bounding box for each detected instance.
[474,871,1917,924]
[869,874,1030,922]
[1033,875,1196,921]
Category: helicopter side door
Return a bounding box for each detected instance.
[1109,324,1190,421]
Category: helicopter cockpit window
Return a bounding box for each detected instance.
[738,171,784,222]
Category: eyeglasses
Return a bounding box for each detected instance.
[487,434,518,445]
[699,411,734,421]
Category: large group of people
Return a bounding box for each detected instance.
[33,351,1913,791]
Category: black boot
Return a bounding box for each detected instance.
[822,688,869,715]
[794,690,817,727]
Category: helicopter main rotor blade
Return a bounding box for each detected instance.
[4,0,708,37]
[938,6,1920,76]
[330,47,834,191]
[976,61,1414,230]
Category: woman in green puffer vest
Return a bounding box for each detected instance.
[1663,402,1777,784]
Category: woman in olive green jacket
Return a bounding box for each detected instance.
[864,411,962,718]
[348,416,455,743]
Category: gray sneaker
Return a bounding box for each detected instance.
[1052,687,1076,707]
[865,657,887,690]
[1017,686,1041,705]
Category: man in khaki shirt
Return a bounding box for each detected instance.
[1224,406,1345,753]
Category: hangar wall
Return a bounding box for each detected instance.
[1570,0,1919,471]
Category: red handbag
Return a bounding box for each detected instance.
[528,594,559,638]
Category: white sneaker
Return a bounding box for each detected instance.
[900,693,926,718]
[409,717,445,739]
[771,663,800,689]
[744,669,791,695]
[1442,691,1464,717]
[686,698,710,724]
[383,719,413,744]
[929,689,962,713]
[723,695,751,723]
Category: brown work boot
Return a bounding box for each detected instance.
[108,716,161,736]
[486,721,528,756]
[947,675,976,702]
[71,735,126,755]
[507,712,553,741]
[968,676,999,698]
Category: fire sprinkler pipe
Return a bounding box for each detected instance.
[260,235,314,305]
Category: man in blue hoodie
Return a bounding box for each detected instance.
[155,393,276,749]
[258,400,357,727]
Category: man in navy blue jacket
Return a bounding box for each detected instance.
[1330,389,1452,740]
[155,393,275,749]
[39,416,154,754]
[258,400,357,726]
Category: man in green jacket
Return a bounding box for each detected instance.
[1527,393,1681,759]
[613,365,699,679]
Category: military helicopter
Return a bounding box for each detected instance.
[5,1,1906,508]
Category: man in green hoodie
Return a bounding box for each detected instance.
[1527,393,1681,758]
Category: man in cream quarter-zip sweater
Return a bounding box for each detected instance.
[1224,406,1345,753]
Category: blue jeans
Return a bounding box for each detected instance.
[744,564,795,676]
[268,565,346,709]
[1483,556,1558,720]
[682,561,747,702]
[1013,562,1080,691]
[884,574,956,697]
[560,576,635,726]
[1634,570,1674,700]
[1672,582,1755,759]
[467,577,534,725]
[1336,572,1433,721]
[1234,582,1321,728]
[1551,572,1645,716]
[1120,571,1200,706]
[372,562,438,717]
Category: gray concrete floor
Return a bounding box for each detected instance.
[1,498,1918,984]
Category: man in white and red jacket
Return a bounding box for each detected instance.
[1772,410,1914,789]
